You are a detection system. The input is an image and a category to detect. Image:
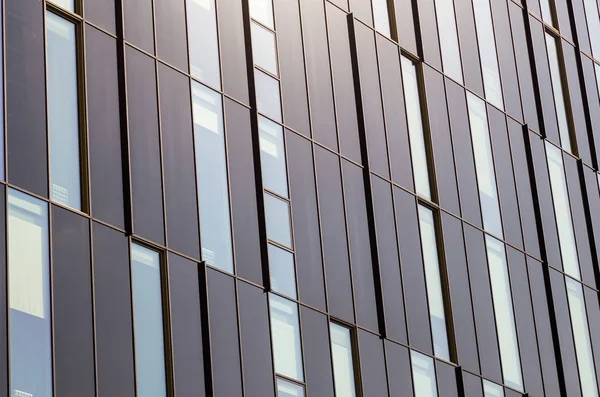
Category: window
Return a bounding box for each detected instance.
[46,11,83,211]
[418,205,450,361]
[566,278,599,397]
[8,189,51,397]
[372,0,391,37]
[540,0,554,26]
[330,323,357,397]
[192,82,234,273]
[249,0,274,29]
[433,0,463,84]
[265,193,293,248]
[545,33,572,153]
[485,236,523,391]
[255,69,282,122]
[187,0,221,88]
[467,93,503,238]
[268,244,297,299]
[546,143,580,279]
[401,56,431,200]
[483,380,504,397]
[277,378,305,397]
[583,0,600,58]
[472,0,504,109]
[130,243,168,397]
[411,351,438,397]
[252,22,278,76]
[259,116,288,198]
[49,0,74,11]
[270,294,304,381]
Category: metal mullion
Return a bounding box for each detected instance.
[127,237,139,397]
[197,263,214,397]
[88,213,100,397]
[2,0,6,184]
[161,250,176,397]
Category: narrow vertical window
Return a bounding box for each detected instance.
[255,70,282,122]
[187,0,221,89]
[583,0,600,58]
[418,205,450,361]
[330,323,357,397]
[467,93,503,238]
[566,278,599,397]
[46,11,82,211]
[372,0,391,37]
[259,116,288,198]
[130,243,168,397]
[546,143,580,279]
[486,236,523,391]
[264,193,293,248]
[269,294,304,382]
[540,0,554,26]
[483,380,504,397]
[250,0,274,29]
[433,0,463,84]
[545,33,572,153]
[192,82,234,273]
[411,351,438,397]
[277,378,305,397]
[401,56,432,200]
[472,0,504,109]
[268,244,297,299]
[251,22,279,76]
[49,0,74,11]
[8,189,51,397]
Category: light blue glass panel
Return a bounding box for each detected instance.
[50,0,74,11]
[330,323,357,397]
[411,351,438,397]
[249,0,274,29]
[187,0,221,88]
[255,69,282,122]
[540,0,553,25]
[545,33,572,153]
[277,378,305,397]
[252,22,278,76]
[483,380,504,397]
[270,294,304,381]
[433,0,463,84]
[8,189,52,397]
[269,244,297,299]
[373,0,391,37]
[265,193,292,248]
[259,116,288,198]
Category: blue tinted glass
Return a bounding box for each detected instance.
[277,378,305,397]
[255,69,282,122]
[268,244,297,299]
[187,0,221,88]
[265,193,292,248]
[269,294,304,381]
[8,188,52,397]
[131,244,167,397]
[411,351,438,397]
[259,116,288,198]
[330,323,357,397]
[483,380,504,397]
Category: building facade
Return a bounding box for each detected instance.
[4,0,600,396]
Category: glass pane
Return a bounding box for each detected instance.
[595,64,600,98]
[269,244,297,299]
[485,236,523,391]
[252,22,278,76]
[269,294,304,381]
[472,0,504,109]
[546,143,580,279]
[540,0,553,25]
[566,278,599,397]
[433,0,463,83]
[8,189,52,397]
[256,69,282,122]
[259,116,288,198]
[545,33,572,153]
[411,351,438,397]
[187,0,221,88]
[47,12,81,210]
[483,380,504,397]
[265,193,293,248]
[401,56,431,200]
[372,0,391,37]
[467,93,503,238]
[249,0,274,29]
[583,0,600,58]
[418,205,450,360]
[192,82,234,273]
[277,378,305,397]
[131,244,167,397]
[330,323,357,397]
[49,0,75,11]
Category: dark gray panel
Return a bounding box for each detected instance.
[301,307,335,397]
[454,0,483,96]
[462,372,483,397]
[385,341,413,397]
[584,286,600,391]
[393,0,417,54]
[581,55,600,165]
[358,330,389,397]
[435,361,458,397]
[225,99,263,284]
[350,0,372,26]
[86,26,124,229]
[85,0,116,33]
[124,0,154,53]
[563,43,590,164]
[554,0,572,40]
[571,0,590,54]
[93,222,135,397]
[583,166,600,268]
[126,46,165,245]
[6,0,47,197]
[168,253,205,397]
[218,0,249,103]
[416,0,442,69]
[155,0,188,71]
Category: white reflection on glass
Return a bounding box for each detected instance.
[545,33,572,153]
[255,69,282,122]
[265,193,293,248]
[467,93,503,238]
[187,0,221,88]
[411,351,438,397]
[270,294,304,381]
[330,323,357,397]
[433,0,463,84]
[584,0,600,58]
[373,0,391,37]
[595,64,600,100]
[8,189,52,397]
[252,22,278,76]
[483,380,504,397]
[277,378,305,397]
[50,0,74,11]
[259,116,288,198]
[485,236,523,391]
[540,0,553,25]
[131,244,167,397]
[249,0,274,29]
[192,82,234,273]
[269,244,297,299]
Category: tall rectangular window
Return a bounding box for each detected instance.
[269,294,304,382]
[540,0,554,26]
[46,11,82,211]
[330,323,357,397]
[418,205,450,361]
[484,380,504,397]
[583,0,600,58]
[372,0,391,37]
[472,0,504,109]
[259,116,288,198]
[411,351,438,397]
[8,189,51,397]
[131,243,168,397]
[467,93,503,238]
[486,236,523,391]
[192,82,234,273]
[433,0,463,84]
[187,0,221,88]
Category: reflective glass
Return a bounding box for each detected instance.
[411,351,438,397]
[259,116,288,198]
[566,278,599,397]
[252,22,278,76]
[595,63,600,98]
[0,5,4,181]
[269,244,297,299]
[192,82,234,273]
[265,193,293,248]
[330,323,357,397]
[540,0,554,25]
[49,0,74,11]
[131,244,167,397]
[418,206,450,360]
[486,236,523,391]
[401,56,431,200]
[583,0,600,58]
[472,0,504,109]
[545,33,572,153]
[47,12,82,211]
[433,0,463,83]
[250,0,274,29]
[269,294,304,381]
[467,93,503,238]
[187,0,221,88]
[483,381,504,397]
[255,69,282,122]
[546,143,580,279]
[373,0,391,37]
[8,189,52,397]
[277,378,305,397]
